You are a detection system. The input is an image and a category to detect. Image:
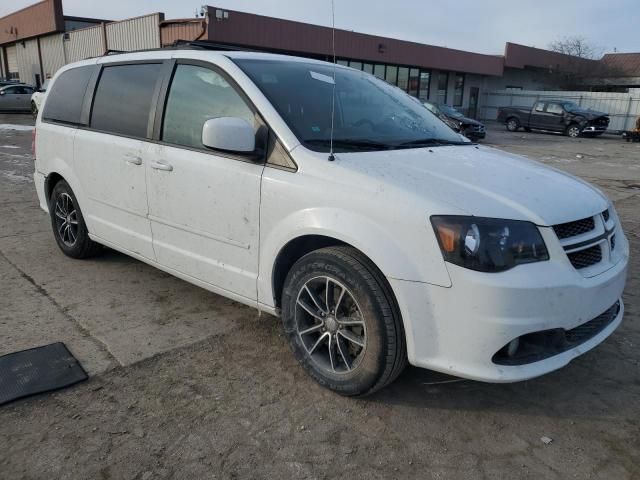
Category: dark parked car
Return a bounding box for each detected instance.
[497,100,610,138]
[424,101,486,140]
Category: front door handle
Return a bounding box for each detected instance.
[124,154,142,165]
[150,160,173,172]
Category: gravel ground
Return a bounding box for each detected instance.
[0,116,638,479]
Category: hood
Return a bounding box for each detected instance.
[566,107,608,119]
[335,145,608,226]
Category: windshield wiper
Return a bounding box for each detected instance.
[394,138,472,148]
[304,138,393,151]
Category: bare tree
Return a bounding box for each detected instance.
[548,36,600,59]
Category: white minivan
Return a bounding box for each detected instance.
[34,49,628,395]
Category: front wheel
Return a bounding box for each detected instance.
[565,124,581,138]
[49,180,102,258]
[281,246,406,396]
[506,118,520,132]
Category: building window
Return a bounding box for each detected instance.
[349,61,362,71]
[336,59,349,67]
[418,71,430,102]
[385,65,398,85]
[373,64,385,80]
[453,73,464,107]
[362,63,373,74]
[408,68,420,97]
[437,72,448,104]
[397,67,409,92]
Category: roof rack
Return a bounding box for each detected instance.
[167,40,258,52]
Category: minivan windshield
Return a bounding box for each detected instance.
[234,59,470,152]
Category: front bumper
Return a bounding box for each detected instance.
[390,234,628,382]
[582,125,607,133]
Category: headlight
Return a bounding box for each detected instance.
[431,216,549,272]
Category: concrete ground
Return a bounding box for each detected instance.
[0,115,638,479]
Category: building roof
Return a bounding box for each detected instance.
[601,53,640,77]
[204,6,506,76]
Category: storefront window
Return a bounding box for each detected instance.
[418,71,430,102]
[397,67,409,92]
[437,72,448,104]
[349,61,363,71]
[385,65,398,85]
[362,63,373,74]
[408,68,420,97]
[453,73,465,106]
[373,64,385,80]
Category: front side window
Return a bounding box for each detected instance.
[91,63,162,138]
[162,64,257,150]
[535,102,545,112]
[235,59,467,153]
[546,103,563,115]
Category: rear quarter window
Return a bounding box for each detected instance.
[90,63,163,139]
[42,66,96,125]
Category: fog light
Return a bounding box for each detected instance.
[507,338,520,357]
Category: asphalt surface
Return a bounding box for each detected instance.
[0,115,638,479]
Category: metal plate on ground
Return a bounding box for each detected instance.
[0,342,87,405]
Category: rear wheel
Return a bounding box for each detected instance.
[49,180,102,259]
[565,124,581,138]
[506,118,520,132]
[281,246,406,396]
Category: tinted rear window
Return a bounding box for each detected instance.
[91,63,162,138]
[42,66,95,125]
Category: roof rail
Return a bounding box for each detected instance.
[103,49,127,56]
[167,39,258,52]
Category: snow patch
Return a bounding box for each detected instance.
[0,124,35,131]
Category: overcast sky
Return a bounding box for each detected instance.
[2,0,638,55]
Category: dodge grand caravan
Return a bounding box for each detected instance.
[34,50,629,395]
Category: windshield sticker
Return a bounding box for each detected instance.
[309,71,335,85]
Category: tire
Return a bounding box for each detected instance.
[281,246,407,396]
[31,101,38,119]
[524,127,532,132]
[49,179,102,259]
[506,118,520,132]
[565,124,581,138]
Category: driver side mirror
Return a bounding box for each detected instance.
[202,117,256,154]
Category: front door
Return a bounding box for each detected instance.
[146,62,265,301]
[74,62,164,260]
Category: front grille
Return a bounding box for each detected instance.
[602,209,610,222]
[567,245,602,269]
[493,301,620,366]
[553,216,595,240]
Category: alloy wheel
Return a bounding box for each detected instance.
[295,276,367,374]
[54,192,79,247]
[567,126,580,138]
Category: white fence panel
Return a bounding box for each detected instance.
[482,90,640,132]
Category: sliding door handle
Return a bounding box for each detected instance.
[150,160,173,172]
[124,154,142,165]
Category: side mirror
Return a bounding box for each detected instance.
[202,117,255,153]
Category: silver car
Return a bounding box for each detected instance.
[0,84,35,112]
